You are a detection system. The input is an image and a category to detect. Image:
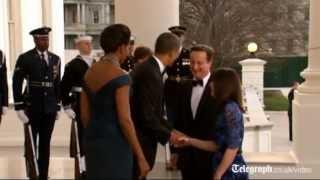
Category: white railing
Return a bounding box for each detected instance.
[243,86,273,152]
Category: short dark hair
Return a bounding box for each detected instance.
[100,24,131,53]
[134,46,152,60]
[155,32,180,54]
[190,44,215,62]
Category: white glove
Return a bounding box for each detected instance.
[2,107,8,115]
[80,156,86,172]
[64,108,76,119]
[16,110,29,124]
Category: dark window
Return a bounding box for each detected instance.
[65,35,77,49]
[64,4,78,25]
[93,10,99,24]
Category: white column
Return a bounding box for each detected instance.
[239,58,266,104]
[101,3,105,24]
[293,0,320,178]
[81,3,86,26]
[77,3,81,24]
[42,0,65,64]
[105,4,110,24]
[20,0,43,52]
[0,0,9,55]
[115,0,179,49]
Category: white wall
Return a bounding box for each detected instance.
[115,0,180,49]
[20,0,43,52]
[45,0,65,63]
[0,0,9,56]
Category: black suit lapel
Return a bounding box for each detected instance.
[186,82,194,120]
[32,48,40,60]
[149,57,162,76]
[149,57,163,86]
[194,75,214,121]
[77,55,90,69]
[32,49,46,68]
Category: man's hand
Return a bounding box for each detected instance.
[175,137,192,148]
[64,107,76,119]
[16,110,29,124]
[169,130,187,145]
[2,107,8,116]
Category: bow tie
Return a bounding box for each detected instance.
[192,79,203,87]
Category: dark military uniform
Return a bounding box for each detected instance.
[12,48,61,179]
[165,25,193,169]
[61,55,91,179]
[164,47,192,125]
[120,55,135,72]
[61,55,91,157]
[0,50,8,121]
[164,47,192,167]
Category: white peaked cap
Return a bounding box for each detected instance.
[75,35,93,43]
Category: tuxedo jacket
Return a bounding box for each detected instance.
[175,74,218,178]
[130,57,173,168]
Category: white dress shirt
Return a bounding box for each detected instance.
[36,49,49,65]
[191,72,211,119]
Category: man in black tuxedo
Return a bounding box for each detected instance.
[175,45,217,180]
[130,32,184,178]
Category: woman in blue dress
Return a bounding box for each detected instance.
[80,24,150,179]
[178,68,248,180]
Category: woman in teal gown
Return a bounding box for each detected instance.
[80,24,150,179]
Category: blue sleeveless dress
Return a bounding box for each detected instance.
[83,74,133,179]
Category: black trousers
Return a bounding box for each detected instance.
[180,163,212,180]
[25,111,56,180]
[178,149,213,180]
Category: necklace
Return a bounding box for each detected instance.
[102,54,120,67]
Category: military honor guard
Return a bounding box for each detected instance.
[166,26,192,81]
[165,25,193,170]
[0,49,8,123]
[120,35,136,71]
[60,35,94,179]
[12,27,61,180]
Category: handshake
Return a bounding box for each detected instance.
[169,130,193,148]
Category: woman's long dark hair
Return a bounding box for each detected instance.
[213,68,244,112]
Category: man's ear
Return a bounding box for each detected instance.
[121,44,128,52]
[208,60,213,68]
